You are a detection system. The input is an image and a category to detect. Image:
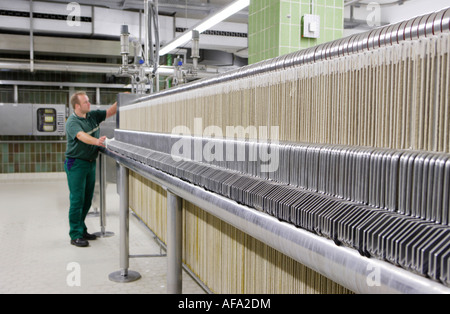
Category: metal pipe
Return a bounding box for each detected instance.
[101,148,450,294]
[167,191,183,294]
[119,164,129,274]
[13,85,18,104]
[130,254,166,258]
[0,61,175,76]
[93,153,114,238]
[96,87,101,105]
[144,0,150,67]
[108,163,141,283]
[99,153,106,233]
[130,211,213,294]
[152,0,160,77]
[0,79,130,89]
[0,140,67,144]
[29,0,34,73]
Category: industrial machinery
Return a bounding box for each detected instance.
[116,1,214,94]
[99,7,450,294]
[116,0,160,94]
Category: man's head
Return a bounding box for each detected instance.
[70,91,91,114]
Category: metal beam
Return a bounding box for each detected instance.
[0,34,121,57]
[0,79,130,89]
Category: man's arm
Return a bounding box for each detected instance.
[106,102,117,119]
[76,132,106,147]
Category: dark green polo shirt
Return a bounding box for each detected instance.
[65,110,107,161]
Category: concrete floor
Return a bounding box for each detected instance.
[0,172,206,294]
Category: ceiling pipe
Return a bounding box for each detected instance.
[0,59,222,80]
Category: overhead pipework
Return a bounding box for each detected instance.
[116,0,206,93]
[117,0,160,94]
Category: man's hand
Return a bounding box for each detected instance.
[96,136,107,147]
[77,132,107,147]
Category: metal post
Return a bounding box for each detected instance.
[109,164,141,283]
[93,153,114,238]
[144,0,150,67]
[167,191,182,294]
[13,85,18,104]
[30,0,34,73]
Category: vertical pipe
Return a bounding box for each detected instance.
[99,153,106,233]
[167,191,182,294]
[30,0,34,73]
[109,164,140,282]
[139,10,142,49]
[144,0,150,67]
[119,164,130,275]
[13,85,18,104]
[148,2,154,67]
[91,6,94,37]
[156,73,160,92]
[96,87,101,105]
[152,0,160,83]
[93,153,114,238]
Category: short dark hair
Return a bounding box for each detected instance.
[70,91,87,109]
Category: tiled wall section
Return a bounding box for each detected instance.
[248,0,280,63]
[249,0,344,64]
[0,140,66,173]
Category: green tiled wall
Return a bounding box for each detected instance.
[0,140,66,173]
[248,0,344,64]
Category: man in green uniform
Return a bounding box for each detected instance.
[65,91,117,247]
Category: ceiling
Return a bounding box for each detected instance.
[342,0,450,32]
[39,0,248,22]
[40,0,424,30]
[18,0,434,32]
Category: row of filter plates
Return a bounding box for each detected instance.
[107,133,450,287]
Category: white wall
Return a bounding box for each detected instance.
[381,0,450,23]
[343,0,450,37]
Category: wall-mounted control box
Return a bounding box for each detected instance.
[302,14,321,39]
[32,104,66,136]
[0,103,66,136]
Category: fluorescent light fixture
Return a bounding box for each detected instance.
[159,31,193,56]
[194,0,250,33]
[159,0,249,56]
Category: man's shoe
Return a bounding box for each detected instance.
[83,232,97,241]
[71,238,89,247]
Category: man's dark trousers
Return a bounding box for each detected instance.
[65,158,96,240]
